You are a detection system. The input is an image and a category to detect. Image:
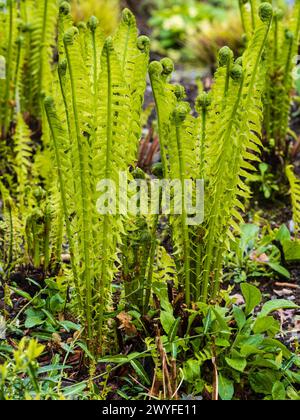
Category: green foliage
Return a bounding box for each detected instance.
[239,0,300,154]
[251,162,279,199]
[0,0,59,137]
[286,164,300,232]
[44,8,150,353]
[150,4,273,305]
[0,0,299,401]
[149,0,238,62]
[225,223,291,283]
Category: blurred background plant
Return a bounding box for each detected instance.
[147,0,242,68]
[70,0,120,34]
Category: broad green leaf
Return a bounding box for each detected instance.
[276,225,291,243]
[260,299,299,317]
[233,306,246,330]
[215,338,230,348]
[130,360,151,386]
[98,355,129,364]
[218,373,234,401]
[9,286,32,301]
[160,311,176,335]
[24,308,45,329]
[49,293,65,312]
[63,382,87,397]
[212,308,231,332]
[249,370,278,395]
[263,338,291,359]
[203,308,212,334]
[59,321,81,332]
[183,359,201,383]
[267,262,290,279]
[251,358,280,370]
[37,365,72,374]
[225,357,247,373]
[286,386,300,400]
[240,344,263,357]
[241,283,262,316]
[253,316,280,335]
[77,342,95,361]
[282,240,300,262]
[272,381,286,401]
[168,317,180,343]
[240,224,259,254]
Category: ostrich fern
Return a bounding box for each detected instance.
[150,3,273,305]
[45,9,150,353]
[286,164,300,232]
[239,0,300,155]
[0,0,59,137]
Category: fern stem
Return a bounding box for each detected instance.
[44,98,83,314]
[32,219,40,269]
[97,41,114,353]
[175,123,191,306]
[201,78,244,303]
[224,61,231,105]
[43,203,51,272]
[249,0,256,31]
[2,0,14,137]
[90,27,98,134]
[7,203,13,270]
[212,245,225,299]
[57,63,77,195]
[196,106,207,300]
[12,36,22,120]
[246,19,273,104]
[273,13,278,64]
[278,35,294,149]
[63,40,93,343]
[37,0,48,111]
[149,75,169,177]
[202,18,272,303]
[54,204,64,264]
[238,0,248,34]
[144,192,161,313]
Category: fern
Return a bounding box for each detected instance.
[13,113,32,211]
[27,0,58,115]
[286,164,300,232]
[44,9,150,353]
[240,0,300,155]
[200,4,273,302]
[150,3,273,305]
[0,0,18,137]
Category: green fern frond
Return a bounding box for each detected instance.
[0,0,18,136]
[27,0,58,115]
[286,164,300,232]
[114,9,150,158]
[201,7,273,302]
[13,113,32,210]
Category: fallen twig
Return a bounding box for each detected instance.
[274,282,300,290]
